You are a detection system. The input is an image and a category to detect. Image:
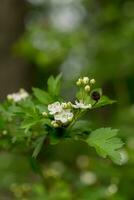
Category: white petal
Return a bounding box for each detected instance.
[73,101,91,109]
[54,110,73,124]
[48,102,63,114]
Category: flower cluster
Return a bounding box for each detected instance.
[7,89,29,103]
[45,77,97,128]
[48,102,74,127]
[1,74,122,165]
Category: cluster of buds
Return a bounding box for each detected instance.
[42,76,100,128]
[7,89,29,103]
[76,76,101,102]
[76,77,96,92]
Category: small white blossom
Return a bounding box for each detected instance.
[54,109,73,124]
[48,102,63,115]
[73,101,92,109]
[7,89,29,102]
[48,101,74,125]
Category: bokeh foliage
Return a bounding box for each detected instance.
[1,0,134,199]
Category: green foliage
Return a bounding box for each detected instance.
[32,135,47,158]
[93,96,116,109]
[0,74,126,200]
[47,74,62,98]
[87,128,124,164]
[33,88,52,104]
[33,74,62,104]
[0,75,123,164]
[1,0,134,198]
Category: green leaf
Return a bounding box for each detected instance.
[87,128,124,164]
[72,120,91,132]
[21,118,40,133]
[32,135,47,158]
[70,120,91,136]
[40,118,51,126]
[33,88,52,104]
[0,117,5,129]
[47,74,62,97]
[21,117,51,133]
[93,96,116,109]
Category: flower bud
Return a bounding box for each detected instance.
[83,77,89,84]
[90,79,96,85]
[42,112,48,117]
[67,102,73,108]
[62,103,68,109]
[76,78,83,86]
[51,121,59,128]
[85,85,91,92]
[68,116,73,122]
[76,81,81,86]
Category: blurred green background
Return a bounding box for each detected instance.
[0,0,134,199]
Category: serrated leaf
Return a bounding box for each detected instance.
[32,135,47,158]
[87,128,124,164]
[21,118,40,133]
[33,88,52,104]
[93,96,116,109]
[47,74,62,97]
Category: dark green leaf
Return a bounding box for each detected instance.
[93,96,116,109]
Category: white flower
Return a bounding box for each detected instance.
[48,102,63,115]
[54,109,73,124]
[7,89,29,102]
[73,101,92,109]
[48,101,74,125]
